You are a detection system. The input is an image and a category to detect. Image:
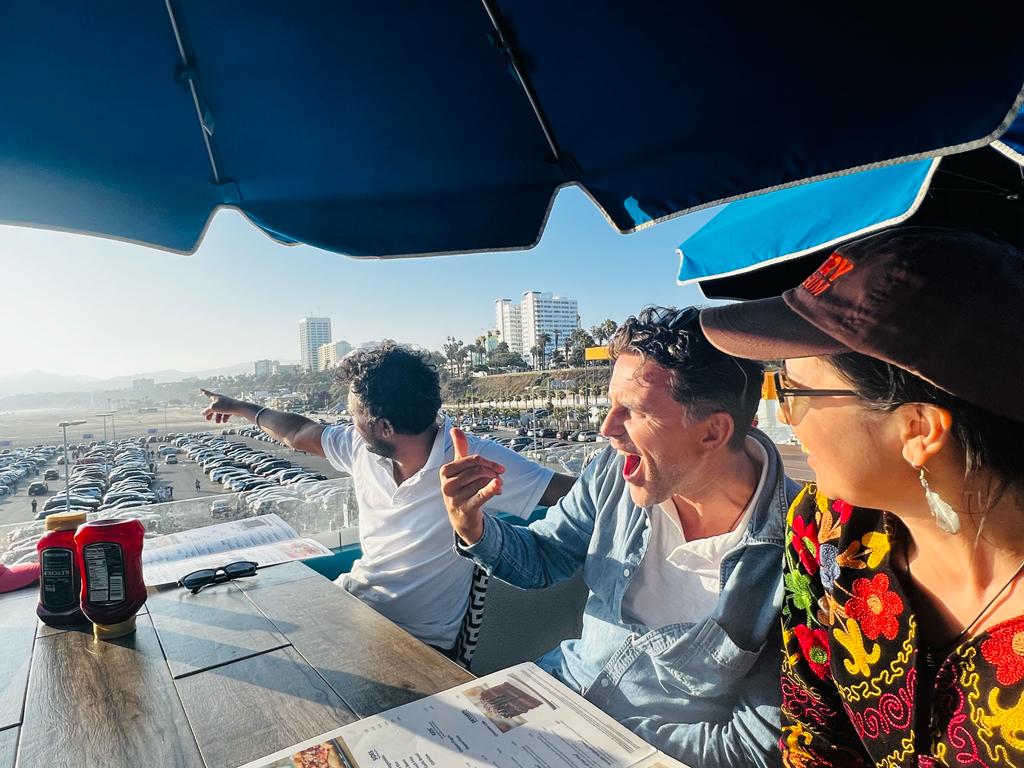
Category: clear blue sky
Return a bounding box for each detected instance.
[1,187,719,379]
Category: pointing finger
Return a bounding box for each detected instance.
[451,427,469,460]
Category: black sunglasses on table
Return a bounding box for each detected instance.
[178,560,258,594]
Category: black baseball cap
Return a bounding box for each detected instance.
[700,227,1024,423]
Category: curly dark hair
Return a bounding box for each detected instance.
[337,341,441,434]
[609,306,764,450]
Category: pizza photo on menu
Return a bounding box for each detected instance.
[256,739,347,768]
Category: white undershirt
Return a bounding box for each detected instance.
[621,437,769,629]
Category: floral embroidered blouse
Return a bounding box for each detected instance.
[781,484,1024,767]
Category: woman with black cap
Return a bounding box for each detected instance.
[700,227,1024,766]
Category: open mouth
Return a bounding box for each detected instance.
[622,453,642,480]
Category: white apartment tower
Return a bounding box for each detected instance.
[254,359,277,377]
[521,292,579,359]
[299,317,332,371]
[317,340,353,370]
[494,299,524,355]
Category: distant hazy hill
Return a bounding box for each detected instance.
[0,363,261,399]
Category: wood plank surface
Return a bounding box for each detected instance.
[36,606,148,639]
[148,582,289,678]
[18,614,204,768]
[233,560,321,592]
[175,645,357,768]
[243,570,473,717]
[0,595,36,730]
[0,727,17,768]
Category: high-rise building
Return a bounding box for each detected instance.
[520,291,579,362]
[494,299,524,355]
[271,362,302,376]
[254,359,277,377]
[317,340,353,370]
[299,317,332,371]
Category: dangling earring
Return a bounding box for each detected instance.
[917,466,961,535]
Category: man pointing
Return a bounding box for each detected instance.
[201,342,575,656]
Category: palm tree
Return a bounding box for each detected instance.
[599,319,618,346]
[533,332,552,370]
[590,319,618,346]
[529,344,543,371]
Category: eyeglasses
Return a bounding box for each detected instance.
[178,560,258,594]
[771,370,859,426]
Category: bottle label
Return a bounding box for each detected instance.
[83,542,126,605]
[40,547,76,611]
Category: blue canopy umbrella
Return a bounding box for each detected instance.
[3,3,1024,258]
[678,106,1024,297]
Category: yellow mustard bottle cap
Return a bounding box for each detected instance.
[44,510,88,532]
[93,615,137,640]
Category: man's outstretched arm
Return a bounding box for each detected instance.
[200,389,326,457]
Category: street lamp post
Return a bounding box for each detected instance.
[58,420,87,513]
[95,412,114,443]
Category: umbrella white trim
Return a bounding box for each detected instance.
[992,139,1024,166]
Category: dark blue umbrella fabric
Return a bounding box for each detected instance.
[678,105,1024,288]
[3,3,1024,258]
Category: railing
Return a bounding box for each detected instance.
[1,477,361,567]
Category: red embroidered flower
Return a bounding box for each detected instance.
[980,617,1024,686]
[793,624,831,680]
[791,515,819,576]
[844,573,904,641]
[832,498,853,524]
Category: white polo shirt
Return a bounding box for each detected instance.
[321,418,553,648]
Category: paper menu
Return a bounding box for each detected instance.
[142,514,332,586]
[240,663,691,768]
[142,513,299,563]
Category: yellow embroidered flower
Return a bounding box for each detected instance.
[861,530,890,569]
[782,724,815,768]
[982,687,1024,754]
[834,617,881,677]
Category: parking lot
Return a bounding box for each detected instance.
[0,451,63,527]
[153,431,345,502]
[0,429,346,529]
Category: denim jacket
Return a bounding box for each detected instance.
[457,429,800,768]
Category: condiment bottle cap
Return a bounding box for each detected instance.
[44,511,88,532]
[93,615,137,640]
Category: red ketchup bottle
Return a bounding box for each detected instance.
[74,519,147,639]
[36,510,88,626]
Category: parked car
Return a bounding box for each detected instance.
[28,481,49,495]
[164,454,178,464]
[576,430,598,442]
[43,469,60,480]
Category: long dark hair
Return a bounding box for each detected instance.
[829,352,1022,498]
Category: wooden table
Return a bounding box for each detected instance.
[0,561,473,768]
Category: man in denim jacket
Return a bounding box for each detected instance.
[441,307,800,767]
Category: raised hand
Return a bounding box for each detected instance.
[200,388,249,424]
[440,427,505,545]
